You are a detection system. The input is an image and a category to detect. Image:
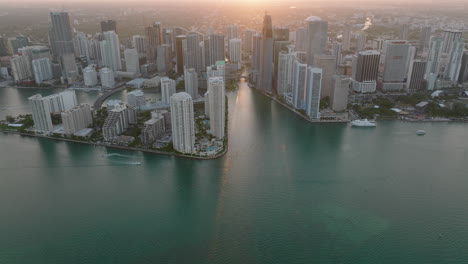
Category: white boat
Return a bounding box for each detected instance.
[351,119,376,127]
[416,130,426,135]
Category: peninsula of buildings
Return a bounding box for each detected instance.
[1,7,468,154]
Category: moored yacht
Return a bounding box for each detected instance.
[351,119,377,127]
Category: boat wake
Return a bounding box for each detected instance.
[102,153,141,165]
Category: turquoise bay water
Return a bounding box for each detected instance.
[0,81,468,263]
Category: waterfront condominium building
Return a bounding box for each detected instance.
[83,65,98,87]
[61,53,78,82]
[251,33,262,85]
[184,68,199,99]
[101,20,117,33]
[127,90,146,108]
[29,94,53,133]
[11,55,32,82]
[351,50,380,93]
[43,90,78,113]
[304,67,322,119]
[261,14,274,93]
[32,58,53,84]
[61,104,93,135]
[305,16,328,65]
[330,75,350,112]
[49,12,75,58]
[277,47,296,97]
[175,35,186,74]
[313,54,336,98]
[74,32,90,63]
[102,102,137,141]
[100,67,115,88]
[207,77,225,139]
[292,57,308,109]
[141,111,166,145]
[160,77,176,105]
[170,92,195,154]
[124,48,140,75]
[229,38,242,63]
[407,59,427,92]
[100,31,122,71]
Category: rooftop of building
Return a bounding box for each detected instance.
[305,16,322,22]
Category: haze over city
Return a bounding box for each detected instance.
[0,0,467,263]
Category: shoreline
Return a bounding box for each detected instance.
[253,88,349,124]
[0,130,228,161]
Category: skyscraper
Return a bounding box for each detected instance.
[184,68,199,99]
[330,75,350,112]
[29,94,53,133]
[61,104,93,135]
[170,92,195,154]
[261,13,274,93]
[83,65,98,87]
[419,26,432,51]
[243,29,256,54]
[160,77,176,105]
[132,35,146,55]
[273,27,289,41]
[407,60,427,91]
[292,58,307,109]
[32,58,53,84]
[251,33,263,84]
[305,16,328,65]
[156,44,171,73]
[101,20,117,33]
[313,54,336,98]
[185,32,204,73]
[207,77,225,139]
[100,31,122,71]
[425,36,443,87]
[74,32,90,63]
[100,67,115,88]
[443,38,464,84]
[226,25,239,42]
[175,35,186,74]
[382,41,410,83]
[399,25,409,41]
[49,12,75,58]
[145,22,163,62]
[458,51,468,84]
[305,67,322,119]
[229,38,242,63]
[442,30,462,54]
[351,50,380,93]
[342,25,351,51]
[295,27,307,52]
[10,55,32,82]
[206,34,225,67]
[356,32,367,52]
[124,48,140,74]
